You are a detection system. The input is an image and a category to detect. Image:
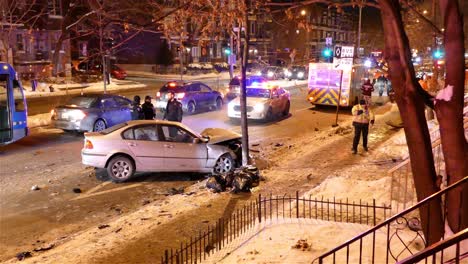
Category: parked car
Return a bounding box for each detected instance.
[81,120,242,182]
[51,94,133,132]
[75,62,127,80]
[226,75,267,100]
[154,81,224,114]
[260,66,286,80]
[227,84,290,121]
[286,65,308,80]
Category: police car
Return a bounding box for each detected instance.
[227,82,290,121]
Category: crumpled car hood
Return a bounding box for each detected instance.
[201,128,241,144]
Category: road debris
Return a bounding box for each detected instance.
[16,251,32,261]
[292,239,311,251]
[206,166,260,193]
[72,188,82,193]
[114,228,122,233]
[31,185,40,191]
[167,187,184,195]
[33,243,55,252]
[98,224,110,229]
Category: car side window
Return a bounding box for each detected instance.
[133,125,158,141]
[114,96,131,107]
[160,125,194,143]
[277,88,285,95]
[122,128,134,140]
[190,84,201,92]
[200,85,212,93]
[100,98,118,108]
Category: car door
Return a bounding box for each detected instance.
[199,84,216,107]
[113,96,133,122]
[98,97,120,127]
[188,83,202,107]
[270,87,282,114]
[159,124,207,171]
[123,125,165,171]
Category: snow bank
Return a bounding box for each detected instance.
[27,113,51,128]
[303,176,392,207]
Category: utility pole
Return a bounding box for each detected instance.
[357,4,362,58]
[99,9,106,94]
[229,34,234,79]
[240,0,251,166]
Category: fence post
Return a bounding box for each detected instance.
[165,249,169,264]
[258,193,262,223]
[296,191,299,218]
[373,199,376,226]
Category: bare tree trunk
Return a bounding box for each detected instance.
[52,33,66,77]
[436,0,468,233]
[379,0,444,245]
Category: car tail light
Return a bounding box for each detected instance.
[156,91,161,98]
[176,92,185,99]
[50,109,56,119]
[169,82,177,87]
[84,139,93,149]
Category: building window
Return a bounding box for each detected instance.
[48,0,63,17]
[250,22,256,35]
[16,34,24,51]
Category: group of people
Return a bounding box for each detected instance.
[131,92,183,122]
[360,75,394,107]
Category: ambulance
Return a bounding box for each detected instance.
[306,61,367,107]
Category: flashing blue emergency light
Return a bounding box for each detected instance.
[322,48,332,58]
[224,48,231,55]
[433,50,443,59]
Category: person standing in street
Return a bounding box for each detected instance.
[141,95,156,120]
[163,92,184,138]
[163,92,183,122]
[351,99,375,154]
[361,79,374,106]
[131,95,144,120]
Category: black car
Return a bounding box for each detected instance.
[261,66,286,80]
[226,76,267,100]
[154,81,224,114]
[286,65,308,80]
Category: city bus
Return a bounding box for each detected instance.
[0,62,28,146]
[306,62,367,107]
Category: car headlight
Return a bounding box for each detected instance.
[267,71,274,77]
[297,72,304,78]
[253,103,265,112]
[256,71,262,76]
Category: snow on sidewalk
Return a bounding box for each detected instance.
[23,80,146,99]
[204,218,423,264]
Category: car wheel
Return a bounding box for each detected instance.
[265,107,274,122]
[215,97,223,110]
[107,155,135,182]
[283,101,290,116]
[187,101,196,115]
[213,154,234,174]
[93,119,107,132]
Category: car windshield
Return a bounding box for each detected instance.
[262,67,276,73]
[99,122,128,135]
[292,66,305,72]
[246,88,271,98]
[66,97,97,108]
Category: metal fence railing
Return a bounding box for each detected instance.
[160,192,391,264]
[396,228,468,264]
[313,176,467,264]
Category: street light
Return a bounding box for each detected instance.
[423,10,428,14]
[300,9,306,16]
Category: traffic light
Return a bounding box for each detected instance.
[224,48,231,55]
[322,48,332,58]
[433,49,443,59]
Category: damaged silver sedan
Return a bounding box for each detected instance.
[81,120,242,182]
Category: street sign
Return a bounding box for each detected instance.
[341,46,354,58]
[334,46,342,58]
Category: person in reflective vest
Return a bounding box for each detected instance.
[351,99,375,154]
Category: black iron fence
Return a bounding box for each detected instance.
[313,176,468,264]
[397,228,468,264]
[161,191,391,264]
